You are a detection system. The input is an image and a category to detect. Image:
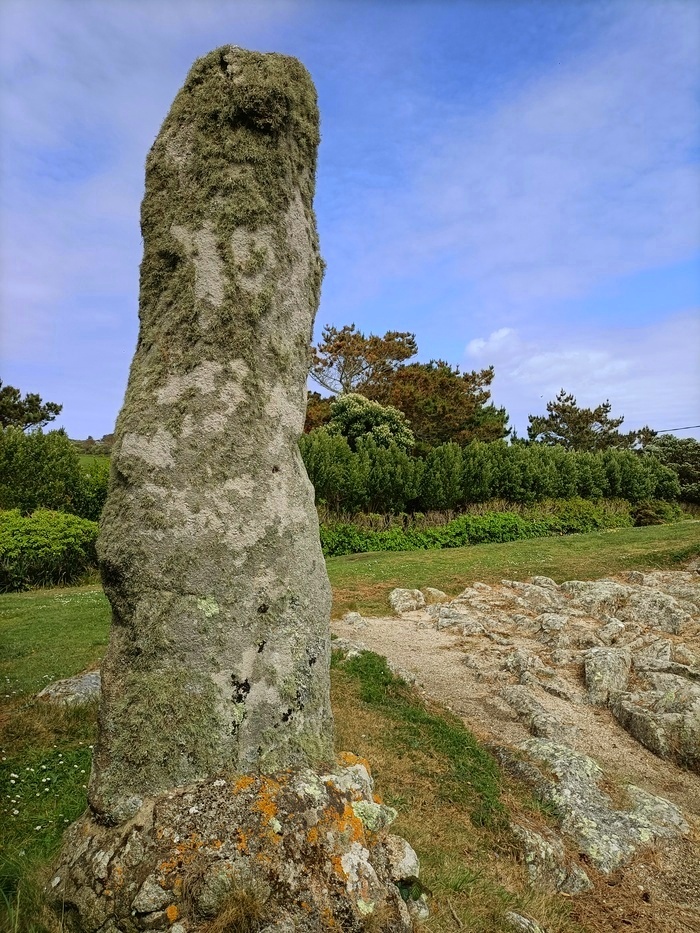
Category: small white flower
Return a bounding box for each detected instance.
[12,809,18,815]
[35,825,42,831]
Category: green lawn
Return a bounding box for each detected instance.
[76,453,110,468]
[328,519,700,615]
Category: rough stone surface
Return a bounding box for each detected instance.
[584,646,631,705]
[389,588,426,614]
[50,46,422,933]
[498,739,689,873]
[504,912,547,933]
[47,760,415,932]
[510,823,592,893]
[90,46,333,824]
[36,671,101,705]
[422,587,448,604]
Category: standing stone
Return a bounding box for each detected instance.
[49,47,419,933]
[91,45,332,824]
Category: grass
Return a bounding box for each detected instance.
[331,650,585,932]
[1,523,698,931]
[76,454,110,468]
[328,520,700,616]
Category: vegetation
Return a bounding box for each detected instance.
[526,389,655,451]
[0,382,62,432]
[0,427,109,521]
[300,434,680,515]
[327,520,700,616]
[320,498,645,557]
[324,392,415,451]
[363,359,509,451]
[310,323,418,395]
[0,510,99,592]
[645,435,700,503]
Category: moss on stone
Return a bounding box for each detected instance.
[102,669,224,804]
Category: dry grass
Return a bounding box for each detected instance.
[330,663,585,932]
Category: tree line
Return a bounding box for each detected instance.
[300,432,679,514]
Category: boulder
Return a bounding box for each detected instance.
[584,647,631,705]
[389,588,426,613]
[36,670,101,705]
[499,739,689,873]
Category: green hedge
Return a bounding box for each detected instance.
[300,434,681,515]
[0,510,99,592]
[319,497,643,557]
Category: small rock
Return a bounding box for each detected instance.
[132,876,173,913]
[530,576,558,588]
[384,835,420,881]
[559,863,593,894]
[505,911,547,933]
[389,588,426,613]
[510,823,567,890]
[36,670,101,705]
[537,613,570,633]
[598,619,625,645]
[422,587,448,603]
[341,611,366,629]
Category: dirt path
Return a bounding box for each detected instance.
[331,612,700,821]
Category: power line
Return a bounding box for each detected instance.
[656,425,700,433]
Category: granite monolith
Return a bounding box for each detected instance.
[90,45,332,824]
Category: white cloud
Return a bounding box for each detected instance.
[466,311,700,438]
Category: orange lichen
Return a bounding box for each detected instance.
[166,905,180,923]
[253,776,281,823]
[233,775,256,794]
[236,829,249,853]
[337,752,371,773]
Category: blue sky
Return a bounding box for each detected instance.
[1,0,698,440]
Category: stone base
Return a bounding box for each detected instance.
[47,756,424,932]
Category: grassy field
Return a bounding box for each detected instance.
[76,454,110,468]
[1,522,699,931]
[328,519,700,615]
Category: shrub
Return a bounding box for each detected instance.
[319,498,635,557]
[0,427,110,521]
[631,499,682,527]
[0,510,99,591]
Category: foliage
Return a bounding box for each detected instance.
[645,435,700,503]
[299,433,680,515]
[303,391,332,433]
[72,433,115,456]
[0,427,109,521]
[70,458,110,523]
[363,360,509,451]
[527,389,655,451]
[0,381,62,431]
[0,427,84,515]
[324,393,415,452]
[310,323,417,395]
[631,499,683,527]
[0,510,99,591]
[319,498,637,557]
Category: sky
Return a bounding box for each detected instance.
[1,0,698,441]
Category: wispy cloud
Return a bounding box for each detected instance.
[466,310,700,437]
[334,3,699,321]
